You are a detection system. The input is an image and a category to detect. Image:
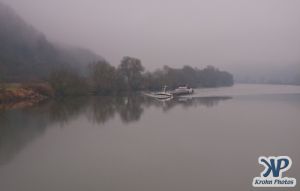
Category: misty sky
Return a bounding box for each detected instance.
[1,0,300,70]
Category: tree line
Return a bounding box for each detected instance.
[49,56,234,96]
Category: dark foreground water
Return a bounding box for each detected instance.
[0,84,299,191]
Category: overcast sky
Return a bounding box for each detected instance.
[1,0,300,70]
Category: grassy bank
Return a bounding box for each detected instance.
[0,83,53,109]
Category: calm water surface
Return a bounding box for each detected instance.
[0,84,299,191]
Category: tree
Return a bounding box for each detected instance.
[88,60,117,95]
[118,56,144,91]
[142,65,234,90]
[48,69,88,96]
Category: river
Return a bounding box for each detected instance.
[0,84,299,191]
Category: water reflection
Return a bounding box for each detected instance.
[48,97,90,124]
[89,96,146,124]
[153,96,231,111]
[0,95,230,165]
[0,106,50,165]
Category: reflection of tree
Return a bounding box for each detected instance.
[0,95,230,165]
[162,96,232,111]
[47,96,231,124]
[88,96,145,124]
[118,96,144,123]
[47,97,89,125]
[142,96,232,112]
[88,97,118,124]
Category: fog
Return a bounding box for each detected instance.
[1,0,300,71]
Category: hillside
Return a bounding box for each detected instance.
[0,2,102,82]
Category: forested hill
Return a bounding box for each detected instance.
[0,2,102,82]
[0,2,234,95]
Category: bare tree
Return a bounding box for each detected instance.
[118,56,144,91]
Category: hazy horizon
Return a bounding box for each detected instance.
[1,0,300,71]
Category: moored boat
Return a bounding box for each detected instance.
[143,85,173,99]
[171,85,194,96]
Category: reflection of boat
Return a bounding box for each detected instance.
[154,96,173,102]
[176,96,193,102]
[143,85,173,99]
[171,86,194,96]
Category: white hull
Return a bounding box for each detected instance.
[143,92,173,99]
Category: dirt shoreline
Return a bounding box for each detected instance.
[0,83,52,110]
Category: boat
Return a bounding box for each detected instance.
[143,85,173,99]
[171,85,194,96]
[152,92,173,99]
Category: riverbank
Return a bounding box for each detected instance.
[0,83,53,110]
